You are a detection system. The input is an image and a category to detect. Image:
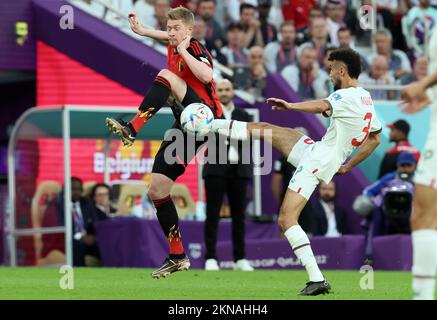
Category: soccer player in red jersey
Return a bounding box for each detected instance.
[106,7,222,278]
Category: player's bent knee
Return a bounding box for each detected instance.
[148,179,172,200]
[277,210,299,232]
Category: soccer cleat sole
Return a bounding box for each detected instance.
[105,118,134,147]
[151,261,191,279]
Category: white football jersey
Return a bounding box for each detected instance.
[415,28,437,188]
[304,87,382,182]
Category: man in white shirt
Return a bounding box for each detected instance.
[208,48,382,295]
[281,46,329,100]
[264,21,298,73]
[401,27,437,300]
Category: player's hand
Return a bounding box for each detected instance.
[128,13,146,35]
[177,36,191,53]
[249,18,261,30]
[401,80,426,102]
[336,165,350,175]
[400,96,430,114]
[266,97,291,111]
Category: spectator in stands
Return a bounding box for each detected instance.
[171,0,199,12]
[295,7,324,45]
[146,0,170,31]
[324,0,347,47]
[281,46,329,99]
[90,183,118,219]
[398,56,428,85]
[375,0,408,50]
[337,27,369,72]
[299,17,331,68]
[239,3,264,48]
[272,127,314,236]
[220,22,249,68]
[367,29,412,80]
[71,0,104,18]
[379,119,421,178]
[359,55,396,100]
[233,46,267,99]
[193,17,227,65]
[198,0,225,49]
[402,0,437,57]
[134,0,155,27]
[57,177,106,266]
[203,79,254,271]
[312,180,348,237]
[264,21,298,73]
[281,0,318,32]
[104,0,134,29]
[226,0,257,23]
[257,0,278,46]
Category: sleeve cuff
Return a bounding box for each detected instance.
[322,100,333,117]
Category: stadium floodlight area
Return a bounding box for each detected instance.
[6,106,260,267]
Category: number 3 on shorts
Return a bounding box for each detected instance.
[351,112,372,147]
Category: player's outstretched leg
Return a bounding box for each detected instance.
[410,184,437,299]
[106,69,190,146]
[210,119,304,158]
[280,189,331,296]
[148,173,190,279]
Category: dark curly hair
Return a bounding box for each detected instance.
[327,48,362,79]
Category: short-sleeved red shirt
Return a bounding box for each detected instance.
[167,38,222,117]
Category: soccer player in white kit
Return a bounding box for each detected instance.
[209,48,382,295]
[402,27,437,300]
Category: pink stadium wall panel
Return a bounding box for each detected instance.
[35,41,200,200]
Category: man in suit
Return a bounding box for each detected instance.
[57,177,106,266]
[312,180,348,237]
[202,79,254,271]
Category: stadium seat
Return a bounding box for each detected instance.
[116,183,148,216]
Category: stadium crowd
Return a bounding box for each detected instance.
[72,0,437,100]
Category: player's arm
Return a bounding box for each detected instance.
[337,131,381,175]
[178,38,213,84]
[401,71,437,113]
[128,13,169,43]
[266,98,329,114]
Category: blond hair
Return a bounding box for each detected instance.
[167,7,195,26]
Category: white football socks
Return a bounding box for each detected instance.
[284,225,324,282]
[210,119,248,141]
[412,229,437,300]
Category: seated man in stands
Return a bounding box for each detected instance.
[312,180,348,237]
[90,183,118,219]
[57,177,106,266]
[281,46,329,100]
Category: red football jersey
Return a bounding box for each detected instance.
[167,38,222,117]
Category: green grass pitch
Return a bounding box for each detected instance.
[0,267,425,300]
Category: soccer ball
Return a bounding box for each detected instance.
[180,103,214,134]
